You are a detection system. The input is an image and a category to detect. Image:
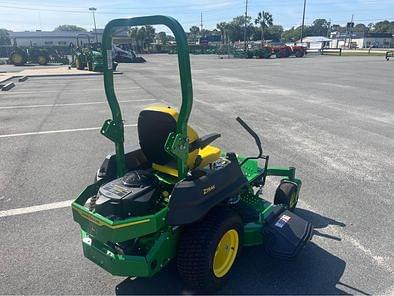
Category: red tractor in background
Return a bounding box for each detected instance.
[272,44,307,58]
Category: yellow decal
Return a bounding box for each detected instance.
[79,210,104,226]
[73,206,150,229]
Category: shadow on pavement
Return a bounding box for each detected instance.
[115,241,346,295]
[115,209,349,295]
[295,208,346,242]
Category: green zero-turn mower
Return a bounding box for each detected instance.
[72,15,313,293]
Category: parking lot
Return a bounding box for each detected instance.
[0,54,393,294]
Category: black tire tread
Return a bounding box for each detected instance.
[274,182,298,210]
[176,207,242,292]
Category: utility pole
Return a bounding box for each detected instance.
[348,14,354,49]
[344,14,354,49]
[243,0,248,51]
[327,18,331,38]
[300,0,307,43]
[200,12,203,32]
[89,7,98,43]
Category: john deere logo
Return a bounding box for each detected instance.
[203,185,216,195]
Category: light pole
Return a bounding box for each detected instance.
[300,0,307,43]
[89,7,98,43]
[243,0,248,51]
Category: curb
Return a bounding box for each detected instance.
[0,71,122,84]
[1,82,15,91]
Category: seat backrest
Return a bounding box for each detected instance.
[138,105,199,166]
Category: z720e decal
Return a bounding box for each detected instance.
[203,185,216,195]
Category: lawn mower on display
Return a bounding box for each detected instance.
[71,15,313,293]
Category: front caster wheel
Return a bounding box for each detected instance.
[274,181,299,210]
[177,208,243,293]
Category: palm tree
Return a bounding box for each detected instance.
[255,11,273,45]
[216,22,228,44]
[156,32,168,45]
[128,27,139,52]
[137,27,147,52]
[189,26,200,43]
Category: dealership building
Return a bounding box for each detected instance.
[9,28,131,47]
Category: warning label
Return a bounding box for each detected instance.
[107,50,113,70]
[275,214,291,228]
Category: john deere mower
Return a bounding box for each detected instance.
[72,15,313,293]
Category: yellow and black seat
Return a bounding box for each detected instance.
[138,105,221,177]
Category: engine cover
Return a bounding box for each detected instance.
[92,170,159,220]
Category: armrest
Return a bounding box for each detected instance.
[189,133,221,152]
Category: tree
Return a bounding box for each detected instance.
[128,27,139,51]
[265,25,283,41]
[309,19,329,36]
[189,26,200,43]
[373,20,394,33]
[144,25,156,51]
[353,23,368,33]
[127,25,155,52]
[254,11,273,43]
[216,22,228,44]
[224,15,253,42]
[200,29,212,37]
[156,31,168,45]
[331,24,346,33]
[54,25,86,32]
[137,27,146,51]
[0,28,11,45]
[282,26,302,42]
[189,26,200,35]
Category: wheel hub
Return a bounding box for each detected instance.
[213,229,239,278]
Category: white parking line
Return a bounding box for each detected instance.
[0,99,156,110]
[0,124,137,138]
[2,87,141,94]
[300,199,394,273]
[0,199,73,218]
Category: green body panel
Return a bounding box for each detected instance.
[81,227,180,277]
[243,222,264,246]
[71,182,168,243]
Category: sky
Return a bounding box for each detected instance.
[0,0,393,33]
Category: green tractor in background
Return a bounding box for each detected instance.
[72,15,313,293]
[9,46,49,66]
[71,33,117,72]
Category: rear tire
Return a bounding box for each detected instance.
[9,52,26,66]
[295,50,304,57]
[36,55,47,65]
[177,207,243,293]
[274,181,298,210]
[76,57,84,70]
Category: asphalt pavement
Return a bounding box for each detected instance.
[0,54,393,294]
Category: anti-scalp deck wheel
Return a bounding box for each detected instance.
[274,181,298,210]
[176,208,243,293]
